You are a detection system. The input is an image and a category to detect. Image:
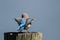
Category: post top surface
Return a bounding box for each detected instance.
[4,32,42,34]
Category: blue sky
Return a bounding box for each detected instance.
[0,0,60,40]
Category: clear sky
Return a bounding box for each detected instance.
[0,0,60,40]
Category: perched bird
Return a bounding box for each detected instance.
[15,12,34,32]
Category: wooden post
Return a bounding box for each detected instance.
[4,32,42,40]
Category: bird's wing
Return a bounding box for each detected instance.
[26,18,34,23]
[15,18,22,25]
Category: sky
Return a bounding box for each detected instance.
[0,0,60,40]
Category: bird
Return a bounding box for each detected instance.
[15,12,34,32]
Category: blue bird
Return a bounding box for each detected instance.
[15,12,34,32]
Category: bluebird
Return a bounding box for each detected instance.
[15,12,34,32]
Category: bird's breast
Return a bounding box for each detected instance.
[24,24,31,30]
[27,24,31,27]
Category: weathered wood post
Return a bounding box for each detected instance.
[4,32,42,40]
